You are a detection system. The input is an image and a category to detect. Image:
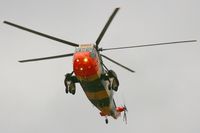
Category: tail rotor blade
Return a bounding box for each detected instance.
[19,53,74,63]
[122,105,128,124]
[123,111,127,124]
[3,21,79,47]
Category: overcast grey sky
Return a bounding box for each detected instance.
[0,0,200,133]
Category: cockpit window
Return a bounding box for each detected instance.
[75,47,96,58]
[75,48,81,52]
[90,49,96,58]
[75,47,93,52]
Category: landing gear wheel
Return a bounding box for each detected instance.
[64,78,69,94]
[69,82,76,95]
[105,118,108,124]
[64,73,76,95]
[107,70,119,91]
[65,87,68,94]
[108,83,112,90]
[112,78,119,91]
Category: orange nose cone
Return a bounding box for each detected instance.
[73,52,98,79]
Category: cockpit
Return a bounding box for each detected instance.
[75,44,94,52]
[75,44,97,58]
[75,47,93,52]
[73,44,99,79]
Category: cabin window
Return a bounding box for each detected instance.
[90,49,96,58]
[86,48,92,52]
[75,48,81,52]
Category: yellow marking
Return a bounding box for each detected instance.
[99,106,111,116]
[85,90,109,100]
[77,74,98,81]
[76,69,101,81]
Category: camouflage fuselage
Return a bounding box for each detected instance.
[73,44,120,118]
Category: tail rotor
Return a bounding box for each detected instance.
[122,105,128,124]
[116,104,128,124]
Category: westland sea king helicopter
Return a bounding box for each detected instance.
[3,8,196,124]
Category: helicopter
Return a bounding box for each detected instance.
[3,7,196,124]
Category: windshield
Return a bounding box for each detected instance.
[75,47,93,52]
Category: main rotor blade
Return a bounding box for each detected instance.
[101,40,197,51]
[19,53,74,63]
[3,21,79,47]
[101,54,135,73]
[95,8,120,48]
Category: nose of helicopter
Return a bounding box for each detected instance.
[73,52,99,80]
